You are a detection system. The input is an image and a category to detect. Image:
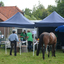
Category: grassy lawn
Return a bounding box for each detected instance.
[0,48,64,64]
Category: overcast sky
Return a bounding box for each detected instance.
[1,0,56,10]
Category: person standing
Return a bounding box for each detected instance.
[20,30,27,45]
[20,30,27,41]
[8,30,19,56]
[27,29,33,52]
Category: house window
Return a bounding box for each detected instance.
[17,29,22,34]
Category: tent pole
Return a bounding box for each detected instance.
[33,27,35,56]
[8,27,9,37]
[4,27,7,54]
[5,41,7,54]
[20,41,21,55]
[4,27,5,39]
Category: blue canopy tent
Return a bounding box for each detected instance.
[35,11,64,27]
[35,11,64,51]
[35,11,64,37]
[0,12,34,28]
[0,12,35,55]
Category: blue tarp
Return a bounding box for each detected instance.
[0,12,34,28]
[55,25,64,32]
[35,11,64,27]
[55,25,64,46]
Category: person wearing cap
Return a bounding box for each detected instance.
[27,29,33,52]
[20,30,27,45]
[8,30,19,56]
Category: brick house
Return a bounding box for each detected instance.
[0,6,23,37]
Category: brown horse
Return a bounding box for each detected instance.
[36,32,57,59]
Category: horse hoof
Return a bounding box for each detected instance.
[36,55,39,56]
[54,56,56,57]
[43,58,45,60]
[43,57,45,60]
[52,55,54,57]
[36,53,39,56]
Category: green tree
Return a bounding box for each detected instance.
[31,15,37,20]
[24,14,37,20]
[32,1,48,20]
[24,8,32,16]
[32,9,48,19]
[47,5,57,14]
[24,14,31,20]
[32,5,37,13]
[55,0,64,4]
[0,1,4,6]
[41,9,49,19]
[37,1,45,9]
[56,0,64,17]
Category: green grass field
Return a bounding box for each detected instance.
[0,48,64,64]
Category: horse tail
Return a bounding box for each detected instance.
[36,34,44,56]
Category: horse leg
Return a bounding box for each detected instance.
[41,45,44,59]
[36,34,44,56]
[36,42,41,56]
[42,45,45,59]
[52,44,56,57]
[52,44,54,56]
[53,44,56,57]
[42,44,47,59]
[48,45,50,57]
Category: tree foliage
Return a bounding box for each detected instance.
[37,1,45,10]
[55,0,64,4]
[23,0,64,20]
[0,1,4,6]
[24,8,32,16]
[32,1,48,20]
[55,0,64,17]
[24,14,37,20]
[47,5,57,14]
